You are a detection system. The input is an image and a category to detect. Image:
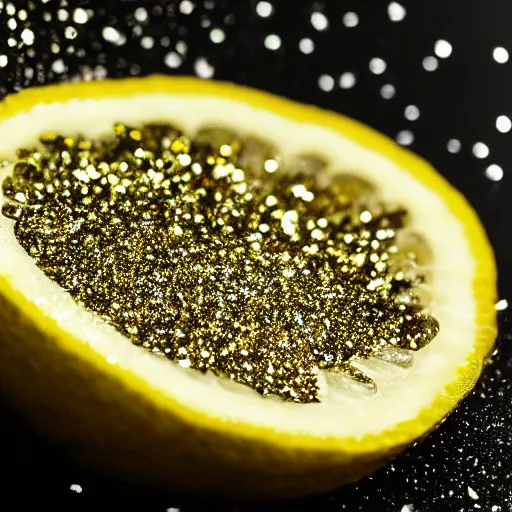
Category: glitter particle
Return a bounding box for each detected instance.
[493,46,509,64]
[339,72,357,89]
[380,84,395,99]
[311,12,329,31]
[299,38,314,54]
[388,2,406,22]
[467,486,479,500]
[256,1,273,18]
[404,105,420,121]
[485,164,504,182]
[495,299,508,311]
[396,130,414,146]
[343,12,359,28]
[447,139,461,153]
[422,56,438,71]
[472,142,489,159]
[496,115,511,133]
[369,57,387,75]
[434,39,453,58]
[318,74,335,92]
[264,34,281,51]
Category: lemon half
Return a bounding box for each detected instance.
[0,76,497,498]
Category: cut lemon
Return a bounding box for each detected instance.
[0,76,497,498]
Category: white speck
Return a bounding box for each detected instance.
[107,355,118,366]
[102,27,126,46]
[164,52,182,69]
[93,65,107,79]
[491,506,502,512]
[72,8,89,24]
[179,0,195,15]
[400,505,415,512]
[166,508,180,512]
[194,57,214,78]
[486,164,504,182]
[396,130,414,146]
[495,299,508,311]
[388,2,406,22]
[57,9,69,22]
[435,39,453,58]
[422,56,438,71]
[493,46,509,64]
[496,115,511,133]
[21,28,35,45]
[318,74,335,92]
[369,57,387,74]
[311,12,329,31]
[51,59,66,74]
[178,359,191,368]
[256,1,273,18]
[343,12,359,28]
[473,142,489,159]
[264,34,281,50]
[24,67,34,79]
[380,84,395,99]
[299,38,314,54]
[141,36,154,49]
[210,28,226,43]
[134,7,148,22]
[360,211,373,223]
[176,41,188,54]
[467,486,479,500]
[405,105,420,121]
[0,55,7,68]
[339,72,356,89]
[264,161,279,173]
[447,139,461,153]
[69,484,82,493]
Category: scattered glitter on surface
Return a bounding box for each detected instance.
[396,130,414,146]
[495,299,508,311]
[2,124,438,403]
[434,39,453,59]
[369,57,387,75]
[447,138,462,153]
[422,56,439,71]
[485,164,504,182]
[339,72,356,89]
[404,105,420,121]
[493,46,509,64]
[473,142,490,159]
[388,2,406,22]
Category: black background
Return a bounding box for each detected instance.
[0,1,511,511]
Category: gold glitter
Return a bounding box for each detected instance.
[1,123,439,403]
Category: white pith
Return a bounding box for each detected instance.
[0,94,476,439]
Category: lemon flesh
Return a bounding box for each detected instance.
[0,77,497,498]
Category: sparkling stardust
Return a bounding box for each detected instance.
[1,123,439,402]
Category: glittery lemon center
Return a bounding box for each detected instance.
[1,123,439,403]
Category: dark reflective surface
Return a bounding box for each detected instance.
[0,1,511,510]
